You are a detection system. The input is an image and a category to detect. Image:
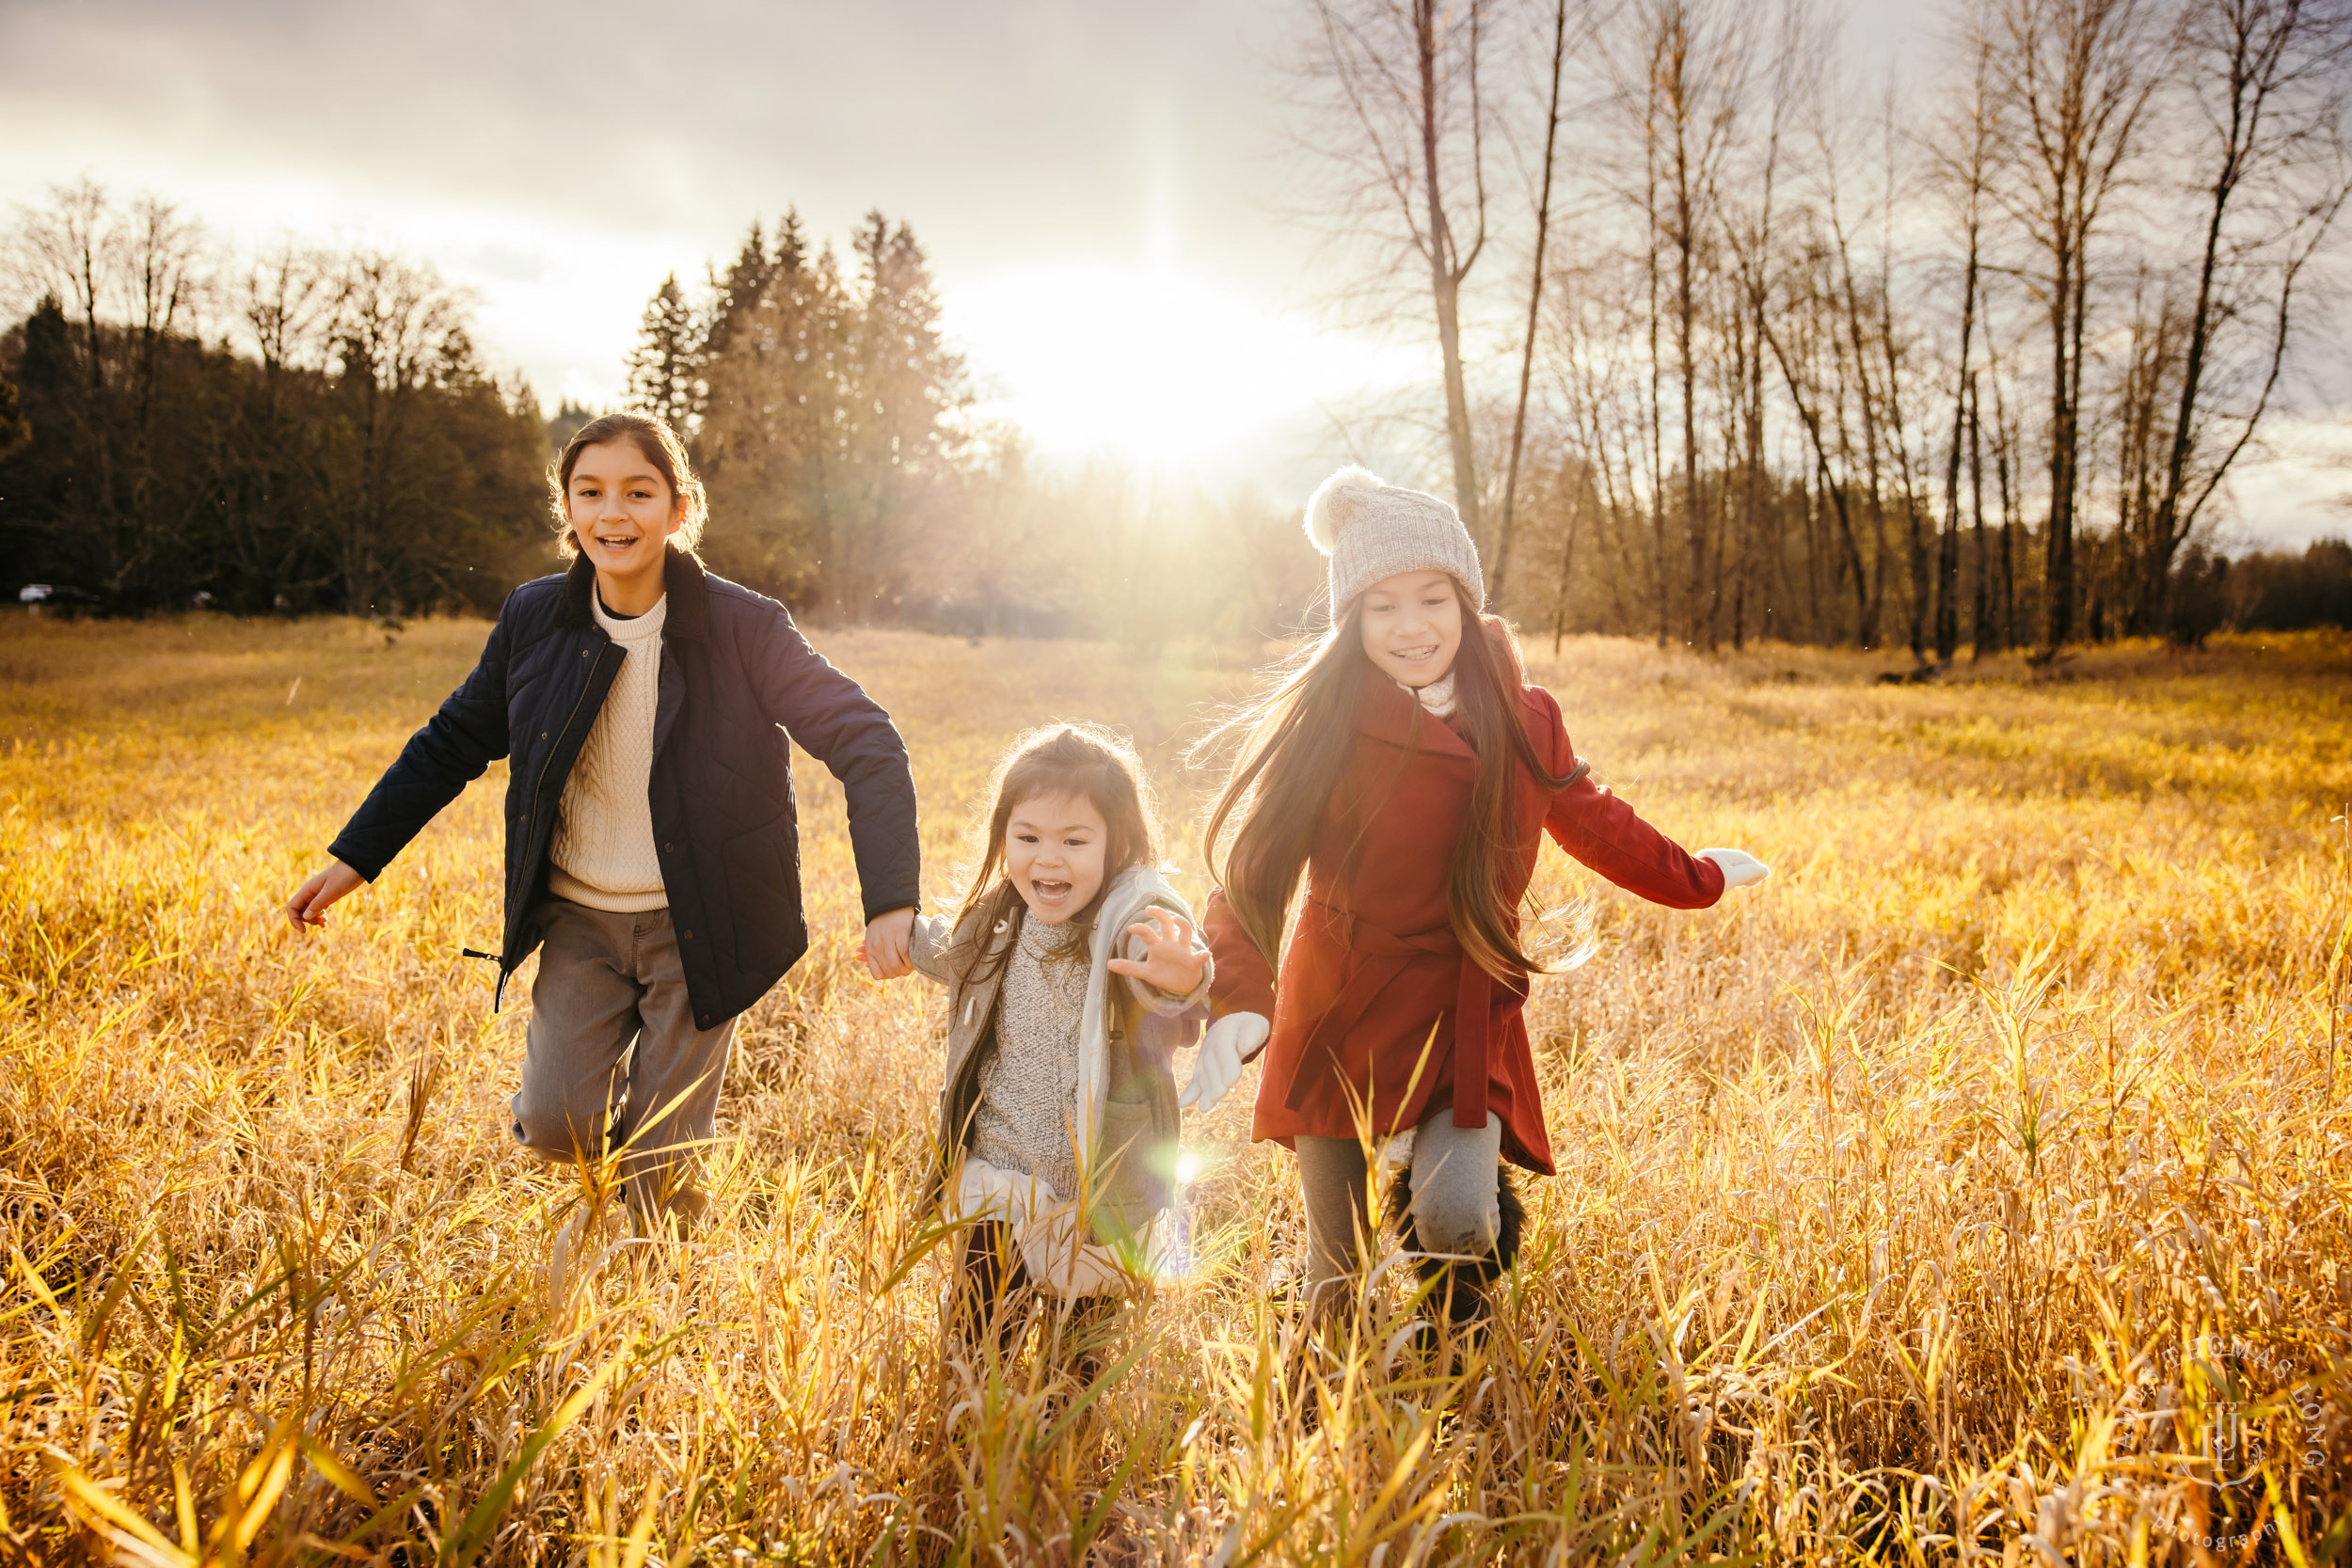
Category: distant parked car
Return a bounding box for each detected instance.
[18,583,102,614]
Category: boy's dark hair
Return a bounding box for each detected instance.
[549,412,708,557]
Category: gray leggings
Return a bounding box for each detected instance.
[1295,1111,1502,1310]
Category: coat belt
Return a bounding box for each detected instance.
[1287,898,1526,1132]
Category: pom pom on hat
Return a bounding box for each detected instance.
[1303,465,1389,555]
[1298,464,1486,610]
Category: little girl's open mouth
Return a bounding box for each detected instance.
[1030,878,1073,906]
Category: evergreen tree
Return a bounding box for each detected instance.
[834,212,965,618]
[624,275,698,433]
[695,213,846,604]
[0,375,26,465]
[696,222,775,368]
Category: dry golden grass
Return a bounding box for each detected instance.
[2,614,2347,1565]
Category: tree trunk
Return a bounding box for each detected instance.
[1937,247,1979,663]
[1969,372,1991,657]
[1492,0,1571,606]
[1418,0,1484,547]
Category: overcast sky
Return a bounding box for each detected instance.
[4,0,2344,543]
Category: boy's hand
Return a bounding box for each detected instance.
[862,906,915,979]
[1107,906,1208,997]
[284,860,365,933]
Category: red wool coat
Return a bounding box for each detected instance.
[1204,672,1724,1175]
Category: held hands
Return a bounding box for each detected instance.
[1697,847,1772,890]
[283,861,365,933]
[860,907,916,980]
[1181,1010,1267,1113]
[1105,906,1210,997]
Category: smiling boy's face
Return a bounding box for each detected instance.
[566,440,682,596]
[1004,791,1107,925]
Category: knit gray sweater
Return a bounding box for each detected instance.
[966,913,1206,1201]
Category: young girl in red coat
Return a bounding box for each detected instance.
[1192,467,1769,1343]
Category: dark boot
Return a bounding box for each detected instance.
[1388,1163,1524,1356]
[1057,1294,1122,1386]
[951,1221,1031,1356]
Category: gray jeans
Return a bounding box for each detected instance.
[1295,1112,1503,1314]
[510,899,737,1215]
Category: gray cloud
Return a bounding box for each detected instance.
[1,0,1301,285]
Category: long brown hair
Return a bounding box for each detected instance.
[1201,581,1575,982]
[956,723,1165,975]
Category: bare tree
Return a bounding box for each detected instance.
[1933,39,1998,662]
[2130,0,2352,631]
[1492,0,1577,602]
[4,179,209,597]
[1816,135,1896,646]
[1292,0,1498,537]
[118,195,205,434]
[324,253,473,611]
[1968,371,1992,654]
[225,242,334,602]
[1616,0,1750,644]
[7,177,113,391]
[1760,233,1875,642]
[1985,0,2166,653]
[1984,325,2026,646]
[1717,0,1812,649]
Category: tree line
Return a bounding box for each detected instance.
[0,184,1313,643]
[1289,0,2352,655]
[0,180,549,615]
[8,8,2352,656]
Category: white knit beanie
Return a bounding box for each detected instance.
[1303,466,1485,611]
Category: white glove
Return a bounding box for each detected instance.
[1697,847,1771,890]
[1181,1012,1267,1113]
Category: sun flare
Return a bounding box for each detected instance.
[945,265,1409,468]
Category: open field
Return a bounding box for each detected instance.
[3,614,2349,1564]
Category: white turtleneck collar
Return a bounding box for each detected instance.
[1397,670,1457,719]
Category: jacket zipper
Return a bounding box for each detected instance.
[491,637,617,1007]
[532,640,620,829]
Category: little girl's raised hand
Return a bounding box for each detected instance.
[1107,906,1209,996]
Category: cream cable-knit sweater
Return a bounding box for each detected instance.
[549,593,668,913]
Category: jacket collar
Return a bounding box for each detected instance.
[557,545,710,641]
[1355,666,1475,759]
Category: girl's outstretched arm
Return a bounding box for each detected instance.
[1532,687,1727,909]
[1200,887,1275,1060]
[899,912,957,985]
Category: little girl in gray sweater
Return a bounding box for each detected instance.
[892,723,1216,1347]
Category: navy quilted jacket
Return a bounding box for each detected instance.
[328,548,919,1027]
